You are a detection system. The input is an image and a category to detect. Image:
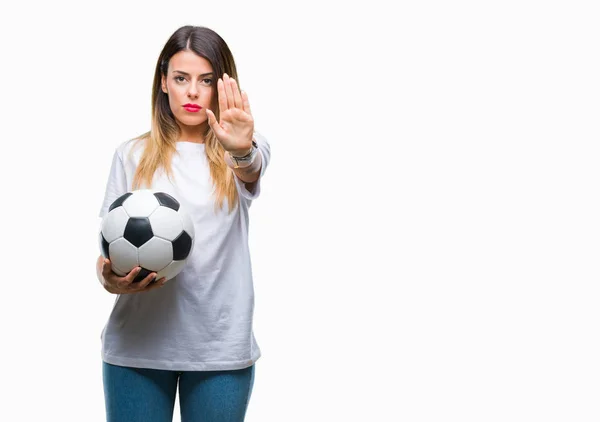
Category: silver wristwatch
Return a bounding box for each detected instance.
[230,139,258,168]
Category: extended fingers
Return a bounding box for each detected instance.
[221,73,244,110]
[223,74,235,109]
[241,90,252,116]
[229,76,243,109]
[218,77,228,112]
[217,74,248,115]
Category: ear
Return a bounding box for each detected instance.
[161,75,168,93]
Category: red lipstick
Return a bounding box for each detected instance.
[183,104,202,112]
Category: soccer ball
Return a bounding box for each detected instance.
[99,189,195,283]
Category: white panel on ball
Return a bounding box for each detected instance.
[149,206,183,240]
[180,206,195,239]
[138,237,173,272]
[155,260,187,282]
[109,238,139,274]
[101,207,129,242]
[123,189,160,218]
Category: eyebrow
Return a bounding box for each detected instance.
[173,70,214,77]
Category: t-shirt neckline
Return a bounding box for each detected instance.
[176,141,206,151]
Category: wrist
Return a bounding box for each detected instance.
[228,146,253,158]
[227,136,257,158]
[228,148,262,181]
[225,139,258,169]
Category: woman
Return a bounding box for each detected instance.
[96,25,270,422]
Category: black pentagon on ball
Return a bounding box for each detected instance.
[100,234,110,258]
[123,217,153,247]
[108,192,133,212]
[172,231,193,260]
[154,192,180,211]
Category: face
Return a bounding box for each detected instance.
[161,50,215,129]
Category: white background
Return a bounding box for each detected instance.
[0,0,598,421]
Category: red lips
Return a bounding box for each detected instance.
[183,104,202,113]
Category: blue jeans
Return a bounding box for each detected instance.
[102,361,255,422]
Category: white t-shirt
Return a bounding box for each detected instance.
[98,131,270,371]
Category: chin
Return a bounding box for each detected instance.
[178,115,207,126]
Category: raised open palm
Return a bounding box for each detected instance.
[206,73,254,156]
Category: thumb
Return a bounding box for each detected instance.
[206,109,225,137]
[206,109,217,126]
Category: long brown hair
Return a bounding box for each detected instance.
[131,25,239,212]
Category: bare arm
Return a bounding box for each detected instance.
[205,74,265,187]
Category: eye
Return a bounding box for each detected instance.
[174,76,186,83]
[201,78,213,86]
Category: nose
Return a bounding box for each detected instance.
[187,85,199,99]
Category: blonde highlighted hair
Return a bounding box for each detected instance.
[131,25,239,212]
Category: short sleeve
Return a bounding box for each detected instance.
[234,130,271,201]
[98,149,128,218]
